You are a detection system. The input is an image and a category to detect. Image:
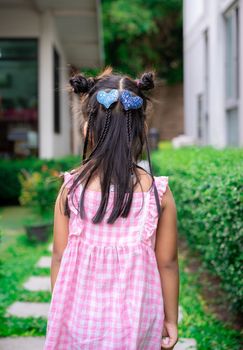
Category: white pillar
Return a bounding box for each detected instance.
[239,0,243,146]
[38,11,54,159]
[71,94,83,156]
[208,0,226,147]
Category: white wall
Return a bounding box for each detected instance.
[0,8,72,159]
[0,8,40,37]
[183,0,243,147]
[207,0,226,148]
[184,37,204,139]
[39,11,71,159]
[239,1,243,146]
[184,0,205,35]
[183,0,207,143]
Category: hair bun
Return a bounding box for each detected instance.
[138,72,155,91]
[69,75,96,94]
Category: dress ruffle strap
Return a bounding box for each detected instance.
[63,171,74,189]
[154,176,169,199]
[142,176,169,247]
[63,171,79,215]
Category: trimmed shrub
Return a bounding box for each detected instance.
[152,146,243,313]
[19,165,62,219]
[0,156,80,205]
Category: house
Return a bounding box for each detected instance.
[0,0,103,159]
[183,0,243,147]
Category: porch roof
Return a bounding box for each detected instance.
[0,0,103,68]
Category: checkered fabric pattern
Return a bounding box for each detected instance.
[44,172,169,350]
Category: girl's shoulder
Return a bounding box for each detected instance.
[134,167,168,193]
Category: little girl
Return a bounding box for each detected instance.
[44,68,179,350]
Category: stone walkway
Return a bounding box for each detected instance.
[0,337,45,350]
[1,242,197,349]
[7,301,49,318]
[0,336,197,350]
[23,276,50,291]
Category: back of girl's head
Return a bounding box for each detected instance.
[66,67,159,224]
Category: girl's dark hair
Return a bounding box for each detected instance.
[63,67,160,224]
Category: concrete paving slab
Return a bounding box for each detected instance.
[178,305,183,323]
[48,243,53,252]
[174,338,197,350]
[0,337,45,350]
[0,336,196,350]
[23,276,50,291]
[36,256,51,268]
[6,302,49,318]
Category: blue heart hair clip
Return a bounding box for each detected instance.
[119,90,143,111]
[97,89,119,109]
[96,89,143,110]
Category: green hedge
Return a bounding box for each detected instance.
[1,147,243,314]
[152,146,243,313]
[0,156,80,205]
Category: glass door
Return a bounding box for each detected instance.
[0,39,38,158]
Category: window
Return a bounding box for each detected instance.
[53,47,60,134]
[203,30,209,144]
[0,39,38,158]
[225,5,239,146]
[227,108,239,146]
[197,94,203,142]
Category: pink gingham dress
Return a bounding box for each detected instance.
[44,171,169,350]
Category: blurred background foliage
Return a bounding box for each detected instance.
[102,0,183,83]
[101,0,183,83]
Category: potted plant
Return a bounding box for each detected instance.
[19,165,61,242]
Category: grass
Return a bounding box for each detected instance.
[178,240,242,350]
[0,206,51,336]
[0,205,242,348]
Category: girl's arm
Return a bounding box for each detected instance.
[51,185,69,292]
[155,185,179,347]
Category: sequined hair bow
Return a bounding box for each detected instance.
[97,89,143,110]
